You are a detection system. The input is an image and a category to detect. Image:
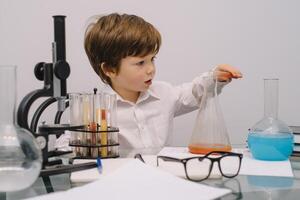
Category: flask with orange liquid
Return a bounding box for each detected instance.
[188,72,231,154]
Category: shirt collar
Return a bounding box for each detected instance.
[102,84,160,105]
[137,88,160,104]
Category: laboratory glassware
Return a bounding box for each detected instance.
[248,78,293,160]
[69,92,119,159]
[188,72,232,154]
[0,65,42,192]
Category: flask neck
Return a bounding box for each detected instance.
[0,66,16,125]
[264,79,278,119]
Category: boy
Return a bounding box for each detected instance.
[84,13,242,152]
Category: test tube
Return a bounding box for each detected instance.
[107,93,117,156]
[69,93,83,156]
[95,93,101,157]
[100,93,108,157]
[82,93,92,157]
[90,92,98,158]
[101,108,108,157]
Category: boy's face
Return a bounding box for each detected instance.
[109,53,156,102]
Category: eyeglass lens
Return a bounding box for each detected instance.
[185,155,241,181]
[219,155,241,177]
[185,158,212,181]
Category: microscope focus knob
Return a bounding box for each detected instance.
[34,62,46,81]
[54,61,70,80]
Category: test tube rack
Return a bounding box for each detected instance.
[69,126,120,159]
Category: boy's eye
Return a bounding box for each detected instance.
[136,61,145,66]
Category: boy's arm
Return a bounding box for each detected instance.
[173,72,228,117]
[173,64,242,117]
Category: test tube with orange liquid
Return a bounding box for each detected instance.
[90,121,97,157]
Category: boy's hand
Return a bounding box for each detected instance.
[214,64,243,82]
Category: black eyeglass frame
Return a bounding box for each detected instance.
[157,151,243,182]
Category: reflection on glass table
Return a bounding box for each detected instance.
[202,156,300,200]
[1,148,300,200]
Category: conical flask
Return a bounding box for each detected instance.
[0,65,42,192]
[248,78,293,160]
[188,73,231,154]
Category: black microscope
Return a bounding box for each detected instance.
[17,16,97,185]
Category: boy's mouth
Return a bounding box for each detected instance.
[145,79,152,85]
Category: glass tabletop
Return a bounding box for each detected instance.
[1,151,300,200]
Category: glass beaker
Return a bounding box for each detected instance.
[0,65,42,192]
[248,78,294,160]
[188,73,232,154]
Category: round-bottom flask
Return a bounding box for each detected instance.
[0,125,42,191]
[0,65,42,192]
[248,79,293,161]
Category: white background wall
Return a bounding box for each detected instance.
[1,0,300,146]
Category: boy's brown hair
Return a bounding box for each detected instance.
[84,13,162,85]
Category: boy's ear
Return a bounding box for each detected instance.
[100,63,116,78]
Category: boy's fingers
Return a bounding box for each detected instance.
[231,72,243,78]
[215,71,232,81]
[215,71,242,82]
[216,64,243,79]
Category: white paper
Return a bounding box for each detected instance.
[71,158,134,183]
[28,160,231,200]
[236,148,294,177]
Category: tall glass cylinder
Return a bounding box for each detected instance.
[0,66,16,125]
[248,78,294,161]
[0,65,42,192]
[264,79,278,119]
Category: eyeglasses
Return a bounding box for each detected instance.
[157,151,243,182]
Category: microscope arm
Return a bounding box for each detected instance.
[30,97,69,134]
[30,97,57,132]
[17,63,53,133]
[17,89,52,133]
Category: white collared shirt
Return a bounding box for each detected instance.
[108,72,226,151]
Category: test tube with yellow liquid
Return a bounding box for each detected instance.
[96,108,107,157]
[100,109,108,157]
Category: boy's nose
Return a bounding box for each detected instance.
[146,63,155,75]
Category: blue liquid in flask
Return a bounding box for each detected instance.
[248,133,294,161]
